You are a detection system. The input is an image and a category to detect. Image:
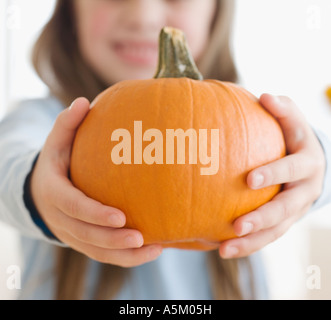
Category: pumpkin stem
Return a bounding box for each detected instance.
[154,27,203,80]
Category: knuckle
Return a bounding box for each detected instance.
[266,227,282,245]
[271,224,289,243]
[72,224,90,242]
[118,250,151,268]
[112,253,137,268]
[279,202,291,221]
[91,251,110,265]
[287,159,298,181]
[40,176,58,203]
[237,239,249,253]
[66,198,81,219]
[92,250,138,268]
[261,166,274,187]
[252,211,264,231]
[88,248,117,265]
[236,239,257,257]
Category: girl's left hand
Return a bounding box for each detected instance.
[219,94,326,259]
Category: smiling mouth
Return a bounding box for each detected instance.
[113,41,159,67]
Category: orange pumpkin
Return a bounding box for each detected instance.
[70,27,286,250]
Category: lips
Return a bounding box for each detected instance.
[113,41,159,66]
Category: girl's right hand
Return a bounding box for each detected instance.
[30,97,163,267]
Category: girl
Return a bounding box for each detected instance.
[0,0,330,300]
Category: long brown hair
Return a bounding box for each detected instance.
[32,0,257,300]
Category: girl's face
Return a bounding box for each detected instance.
[74,0,217,85]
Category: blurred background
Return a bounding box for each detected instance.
[0,0,331,300]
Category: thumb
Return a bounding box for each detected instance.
[45,97,90,154]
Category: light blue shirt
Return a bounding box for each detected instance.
[1,96,330,300]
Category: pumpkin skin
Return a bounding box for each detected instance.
[70,28,286,251]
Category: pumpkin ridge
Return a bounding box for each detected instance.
[212,81,249,221]
[218,82,250,218]
[221,83,249,169]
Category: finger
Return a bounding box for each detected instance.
[259,94,310,152]
[219,218,295,259]
[52,177,126,228]
[233,184,311,237]
[49,206,141,249]
[57,229,163,267]
[101,245,163,268]
[45,97,90,154]
[63,218,144,250]
[247,152,315,189]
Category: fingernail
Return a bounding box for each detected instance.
[252,173,265,189]
[272,95,280,103]
[69,101,75,110]
[273,96,285,108]
[125,235,143,248]
[238,222,253,237]
[108,213,125,228]
[223,246,239,259]
[149,246,163,259]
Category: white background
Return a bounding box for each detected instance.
[1,0,331,299]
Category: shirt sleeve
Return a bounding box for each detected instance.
[311,129,331,211]
[0,97,66,246]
